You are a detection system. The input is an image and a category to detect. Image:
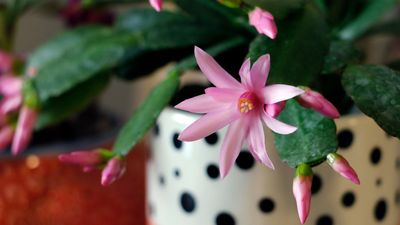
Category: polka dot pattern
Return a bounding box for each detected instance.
[147,108,400,225]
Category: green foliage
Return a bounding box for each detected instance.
[248,3,329,86]
[31,29,139,102]
[342,65,400,138]
[113,70,180,155]
[274,100,338,168]
[244,0,305,19]
[37,73,110,129]
[338,0,397,40]
[322,40,361,74]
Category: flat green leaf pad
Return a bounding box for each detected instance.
[274,100,338,168]
[342,65,400,138]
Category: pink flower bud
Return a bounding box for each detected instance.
[327,153,360,185]
[297,88,340,119]
[0,75,22,97]
[11,106,38,155]
[58,150,103,167]
[248,7,277,39]
[265,101,286,118]
[293,164,313,224]
[101,156,126,186]
[0,125,14,150]
[0,94,22,115]
[149,0,163,12]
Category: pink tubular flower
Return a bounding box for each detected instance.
[248,7,278,39]
[0,75,22,97]
[101,156,126,186]
[297,88,340,119]
[327,153,360,184]
[0,125,14,151]
[58,149,103,168]
[293,164,313,224]
[265,101,286,118]
[11,106,38,155]
[175,47,304,177]
[149,0,163,12]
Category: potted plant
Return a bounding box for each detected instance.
[1,0,399,224]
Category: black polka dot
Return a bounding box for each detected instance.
[316,215,334,225]
[159,175,165,186]
[174,169,181,178]
[370,147,382,165]
[259,198,275,213]
[205,133,219,145]
[207,164,220,179]
[216,212,235,225]
[153,123,160,136]
[374,199,387,221]
[235,151,255,170]
[376,178,382,187]
[337,129,353,149]
[342,191,355,207]
[312,174,322,195]
[173,133,182,149]
[180,192,196,213]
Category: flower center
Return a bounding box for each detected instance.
[238,92,258,114]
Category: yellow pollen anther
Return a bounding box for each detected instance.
[238,98,254,113]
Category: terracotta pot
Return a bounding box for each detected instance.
[147,107,400,225]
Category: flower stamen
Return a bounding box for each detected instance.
[238,92,258,114]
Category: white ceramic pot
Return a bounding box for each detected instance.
[147,107,400,225]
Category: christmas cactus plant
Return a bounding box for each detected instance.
[1,0,399,223]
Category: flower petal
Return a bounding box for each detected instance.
[239,58,252,89]
[219,118,247,178]
[262,111,297,134]
[262,84,304,104]
[205,87,243,102]
[175,94,224,113]
[178,107,240,141]
[250,54,270,89]
[194,47,241,89]
[247,118,274,169]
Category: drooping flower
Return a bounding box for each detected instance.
[0,125,14,151]
[149,0,163,12]
[0,75,23,115]
[58,149,104,168]
[327,153,360,184]
[101,156,126,186]
[176,47,304,177]
[296,88,340,119]
[11,106,38,155]
[293,164,313,224]
[248,7,278,39]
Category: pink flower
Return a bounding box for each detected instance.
[327,153,360,184]
[248,7,278,39]
[149,0,163,12]
[58,149,103,168]
[293,164,313,224]
[176,47,304,177]
[11,106,38,155]
[297,88,340,119]
[0,125,14,151]
[0,75,23,115]
[101,156,126,186]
